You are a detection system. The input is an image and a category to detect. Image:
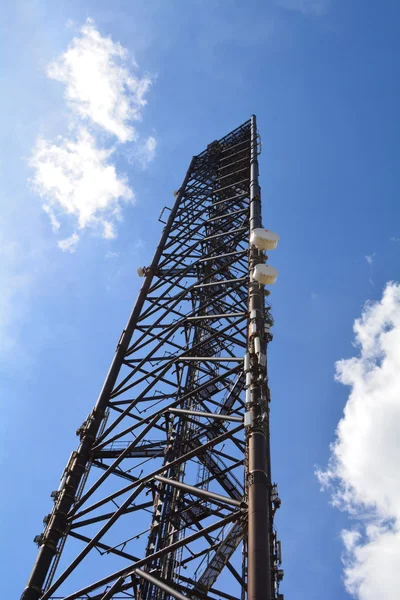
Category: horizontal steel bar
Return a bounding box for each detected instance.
[154,475,243,508]
[203,226,247,241]
[218,155,249,172]
[94,448,162,458]
[216,167,248,182]
[213,177,249,195]
[210,192,247,207]
[179,573,242,600]
[169,408,243,422]
[186,312,247,320]
[220,138,250,154]
[71,423,244,521]
[206,207,248,224]
[72,416,160,514]
[124,356,241,364]
[219,148,249,167]
[198,249,247,263]
[142,230,248,325]
[178,357,243,362]
[60,512,241,600]
[135,569,189,600]
[93,365,243,453]
[194,276,247,289]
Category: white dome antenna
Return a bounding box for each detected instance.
[253,264,278,285]
[250,228,280,251]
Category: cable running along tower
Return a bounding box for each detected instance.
[22,116,283,600]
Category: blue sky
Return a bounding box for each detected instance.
[2,1,400,599]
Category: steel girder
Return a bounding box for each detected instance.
[21,118,283,600]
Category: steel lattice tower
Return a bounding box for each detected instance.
[21,116,283,600]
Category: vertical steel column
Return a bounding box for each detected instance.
[246,115,272,600]
[20,159,196,600]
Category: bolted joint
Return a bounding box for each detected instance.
[271,483,282,511]
[47,510,68,536]
[76,412,97,439]
[76,418,89,439]
[274,539,283,565]
[244,412,253,428]
[33,532,58,553]
[33,534,44,547]
[248,470,268,488]
[248,278,263,299]
[21,585,43,600]
[61,486,78,504]
[116,328,128,350]
[249,413,268,434]
[249,308,265,340]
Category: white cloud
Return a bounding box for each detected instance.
[58,232,79,253]
[30,128,134,238]
[390,237,400,243]
[125,135,157,168]
[365,254,375,265]
[42,204,61,232]
[29,18,156,251]
[143,136,157,163]
[103,220,116,240]
[47,18,152,143]
[317,282,400,600]
[342,529,361,553]
[275,0,330,16]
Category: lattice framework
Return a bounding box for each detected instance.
[21,117,283,600]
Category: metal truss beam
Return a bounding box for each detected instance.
[21,117,283,600]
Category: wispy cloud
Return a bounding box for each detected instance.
[317,282,400,600]
[126,135,157,169]
[133,238,145,251]
[58,232,80,253]
[47,18,152,143]
[30,19,155,250]
[365,254,375,266]
[390,237,400,243]
[141,136,157,165]
[42,204,61,232]
[275,0,330,16]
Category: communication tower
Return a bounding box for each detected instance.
[21,116,283,600]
